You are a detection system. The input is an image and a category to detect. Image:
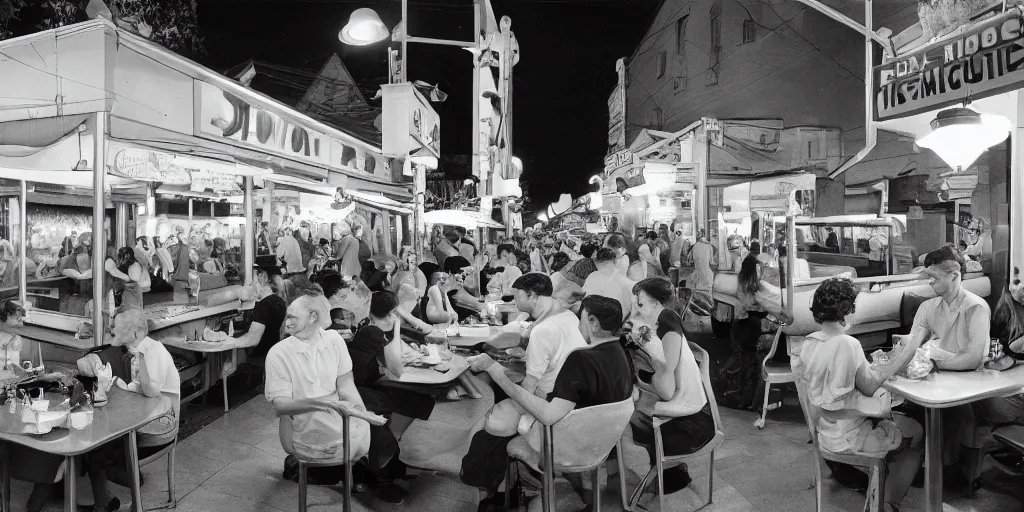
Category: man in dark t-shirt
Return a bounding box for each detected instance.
[236,264,287,358]
[462,295,633,511]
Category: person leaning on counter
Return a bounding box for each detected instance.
[904,245,991,489]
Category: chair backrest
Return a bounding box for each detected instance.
[689,342,724,434]
[550,396,634,469]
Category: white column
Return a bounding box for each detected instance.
[18,180,26,307]
[115,203,128,248]
[244,176,254,284]
[92,113,107,347]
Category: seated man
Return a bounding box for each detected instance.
[462,295,634,511]
[907,246,990,487]
[485,243,523,299]
[235,263,288,359]
[443,256,486,321]
[483,273,586,436]
[265,291,394,500]
[583,248,635,321]
[85,306,180,512]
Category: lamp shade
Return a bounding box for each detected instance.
[916,107,1011,171]
[339,8,388,46]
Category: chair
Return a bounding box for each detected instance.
[505,397,634,512]
[754,315,793,429]
[136,432,178,510]
[628,342,725,512]
[282,414,355,512]
[793,373,886,512]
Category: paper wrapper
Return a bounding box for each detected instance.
[903,348,934,380]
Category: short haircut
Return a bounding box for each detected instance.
[369,290,400,318]
[579,242,598,259]
[136,236,147,244]
[445,231,461,244]
[811,277,859,324]
[632,277,674,305]
[443,255,472,274]
[0,300,25,322]
[749,240,761,256]
[580,295,623,333]
[550,252,571,272]
[113,305,148,335]
[497,243,516,257]
[594,247,617,263]
[604,233,627,250]
[924,245,966,275]
[312,269,345,300]
[293,289,333,330]
[645,231,658,241]
[512,272,553,297]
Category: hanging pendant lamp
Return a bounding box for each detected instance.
[916,107,1011,172]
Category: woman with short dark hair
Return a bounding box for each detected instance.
[627,277,715,494]
[795,278,923,512]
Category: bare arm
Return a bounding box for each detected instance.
[936,307,988,371]
[484,363,574,425]
[271,396,331,417]
[855,336,920,397]
[424,287,450,324]
[382,324,405,378]
[104,260,130,281]
[648,331,682,401]
[234,322,266,348]
[335,371,366,410]
[394,307,433,335]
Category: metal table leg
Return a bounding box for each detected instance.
[924,407,943,512]
[458,373,484,399]
[1,445,10,512]
[126,431,142,510]
[64,456,75,512]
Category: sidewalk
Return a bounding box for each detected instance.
[11,385,1021,511]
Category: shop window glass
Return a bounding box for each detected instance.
[0,192,21,315]
[364,156,377,174]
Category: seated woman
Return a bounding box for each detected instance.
[628,278,716,494]
[391,247,427,317]
[0,301,80,512]
[361,260,389,293]
[442,256,485,321]
[794,278,924,512]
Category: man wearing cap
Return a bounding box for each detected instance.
[235,261,288,359]
[906,246,991,487]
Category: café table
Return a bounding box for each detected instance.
[0,387,169,512]
[158,336,257,413]
[884,366,1024,512]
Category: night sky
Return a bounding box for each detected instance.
[198,0,660,204]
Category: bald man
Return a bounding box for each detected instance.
[86,306,180,512]
[265,292,402,502]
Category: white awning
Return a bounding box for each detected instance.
[347,190,412,214]
[424,209,504,229]
[256,174,335,196]
[0,169,137,188]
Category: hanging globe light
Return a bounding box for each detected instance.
[916,107,1011,172]
[339,8,389,46]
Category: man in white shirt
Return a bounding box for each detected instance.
[86,306,180,512]
[583,247,636,321]
[264,291,405,502]
[277,228,305,276]
[480,273,585,436]
[485,243,523,298]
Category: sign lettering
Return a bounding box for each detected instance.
[875,12,1024,120]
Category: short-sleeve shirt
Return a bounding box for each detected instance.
[130,337,181,438]
[525,310,587,395]
[547,341,633,409]
[635,309,707,417]
[582,269,635,321]
[911,289,990,370]
[348,324,393,387]
[249,294,288,358]
[264,330,370,461]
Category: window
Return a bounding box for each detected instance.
[656,51,667,79]
[364,155,377,174]
[676,16,689,54]
[649,107,664,130]
[708,1,723,85]
[743,19,756,43]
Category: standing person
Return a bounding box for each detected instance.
[295,221,314,268]
[689,230,715,292]
[656,224,672,273]
[152,236,174,283]
[114,247,145,309]
[334,224,361,278]
[277,228,305,278]
[257,221,272,256]
[603,233,630,276]
[355,225,373,269]
[529,241,549,274]
[731,255,787,354]
[793,278,923,512]
[627,278,715,494]
[638,231,664,276]
[309,238,332,275]
[583,248,636,321]
[905,246,990,487]
[726,234,748,273]
[868,229,889,274]
[391,247,427,317]
[670,225,688,269]
[234,263,288,359]
[85,306,180,512]
[485,243,523,299]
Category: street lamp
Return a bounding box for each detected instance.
[916,107,1011,172]
[338,8,389,45]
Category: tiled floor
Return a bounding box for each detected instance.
[12,382,1024,512]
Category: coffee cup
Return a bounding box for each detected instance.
[69,410,93,430]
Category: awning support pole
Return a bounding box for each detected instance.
[244,176,254,285]
[92,112,107,347]
[18,180,26,308]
